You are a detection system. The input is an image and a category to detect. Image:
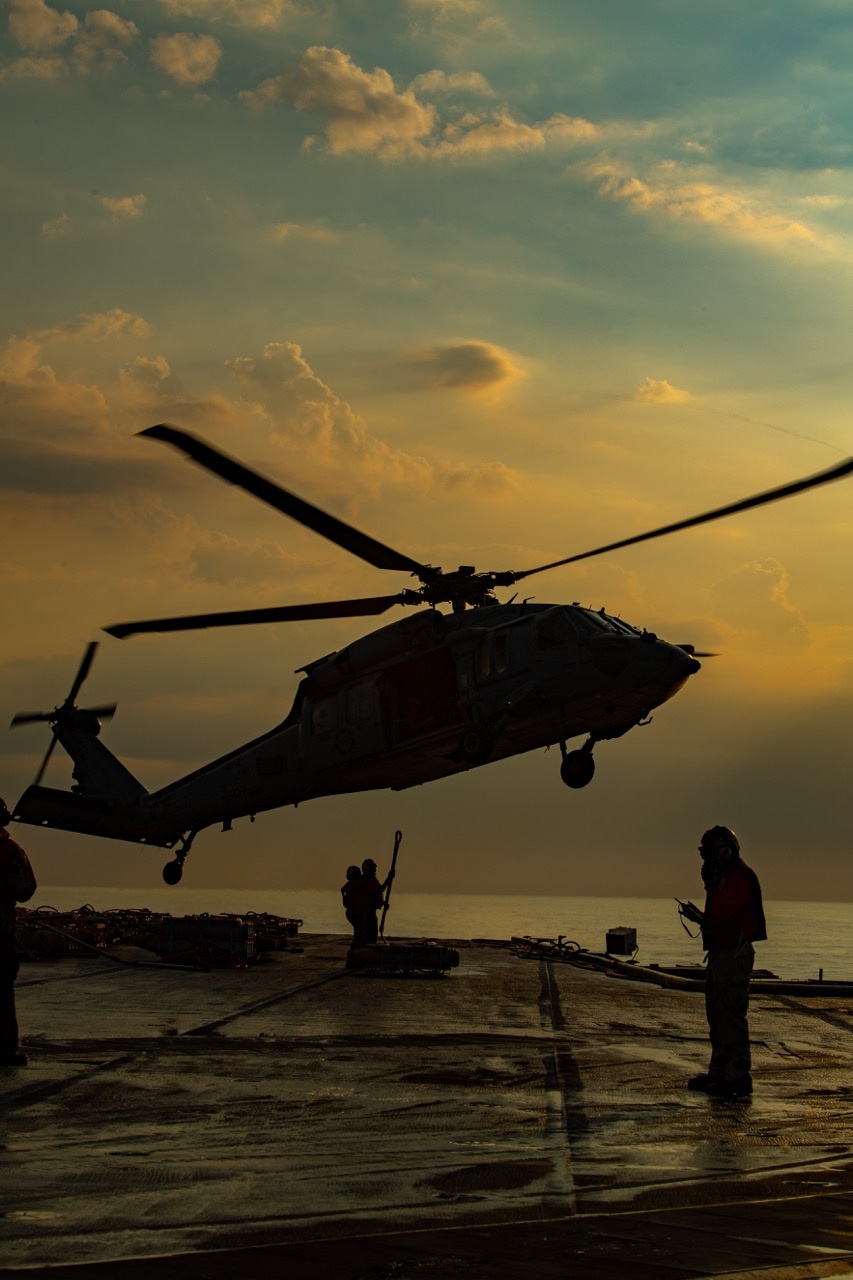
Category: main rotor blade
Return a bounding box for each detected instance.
[142,425,428,576]
[513,456,853,581]
[104,594,406,639]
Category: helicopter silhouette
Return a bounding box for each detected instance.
[11,425,853,884]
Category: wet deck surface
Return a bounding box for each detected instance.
[2,936,853,1278]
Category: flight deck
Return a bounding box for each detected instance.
[2,935,853,1279]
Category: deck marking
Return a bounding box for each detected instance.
[536,959,579,1215]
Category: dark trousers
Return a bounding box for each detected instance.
[0,937,21,1059]
[346,909,371,950]
[705,943,754,1084]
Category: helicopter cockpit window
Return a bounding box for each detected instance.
[571,608,615,634]
[608,616,641,636]
[311,695,337,736]
[536,608,578,649]
[346,680,373,724]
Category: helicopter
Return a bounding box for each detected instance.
[10,424,853,884]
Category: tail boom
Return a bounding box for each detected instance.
[12,785,184,849]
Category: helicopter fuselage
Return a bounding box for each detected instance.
[14,602,699,853]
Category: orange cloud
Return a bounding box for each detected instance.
[242,46,436,155]
[399,340,525,394]
[8,0,78,50]
[586,160,825,251]
[6,1,138,76]
[150,31,222,86]
[634,377,691,404]
[157,0,296,28]
[98,193,147,219]
[241,47,601,162]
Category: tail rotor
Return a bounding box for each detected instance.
[11,643,117,787]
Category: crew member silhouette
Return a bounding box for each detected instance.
[0,798,37,1067]
[687,825,766,1098]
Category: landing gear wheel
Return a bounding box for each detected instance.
[162,829,197,886]
[560,749,595,789]
[461,728,492,763]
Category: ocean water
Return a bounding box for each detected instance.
[31,886,853,982]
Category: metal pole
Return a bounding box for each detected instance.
[379,829,402,938]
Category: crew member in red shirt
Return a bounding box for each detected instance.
[342,863,384,953]
[688,825,766,1097]
[0,798,37,1067]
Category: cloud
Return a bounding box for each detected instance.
[434,108,550,158]
[0,53,65,80]
[120,354,175,388]
[8,0,78,50]
[189,531,316,586]
[408,69,496,98]
[709,558,806,638]
[698,557,848,699]
[585,159,826,251]
[38,194,148,241]
[71,9,139,73]
[157,0,296,28]
[0,311,520,526]
[36,310,152,345]
[399,341,525,394]
[634,377,691,404]
[98,193,147,220]
[225,340,434,489]
[242,47,601,163]
[267,221,342,243]
[404,0,511,43]
[222,340,521,499]
[150,32,222,86]
[443,460,516,495]
[429,110,598,159]
[242,46,437,156]
[0,310,151,383]
[0,311,153,444]
[5,1,137,77]
[41,212,72,239]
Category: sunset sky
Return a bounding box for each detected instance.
[2,0,853,903]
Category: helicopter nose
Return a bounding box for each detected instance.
[617,634,701,698]
[590,634,700,680]
[652,639,701,679]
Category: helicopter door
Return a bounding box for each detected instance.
[382,647,459,745]
[341,676,385,759]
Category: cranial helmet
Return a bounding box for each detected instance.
[699,825,740,857]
